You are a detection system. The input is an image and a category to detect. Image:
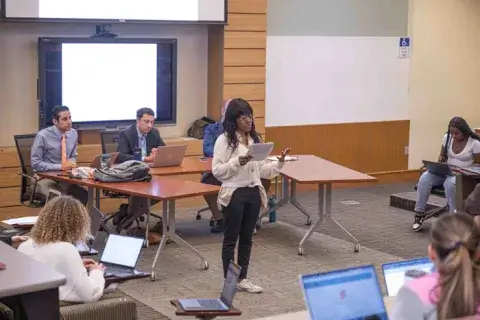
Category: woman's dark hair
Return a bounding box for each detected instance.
[441,117,480,162]
[222,98,261,150]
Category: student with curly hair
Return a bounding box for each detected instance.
[413,117,480,232]
[18,196,105,302]
[392,213,480,319]
[212,98,290,293]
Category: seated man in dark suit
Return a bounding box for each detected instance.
[202,99,271,233]
[116,107,165,227]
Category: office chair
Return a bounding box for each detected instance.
[14,134,46,207]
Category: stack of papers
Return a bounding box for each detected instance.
[2,216,38,226]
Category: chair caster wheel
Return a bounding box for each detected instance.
[306,218,312,226]
[150,272,156,281]
[196,213,202,220]
[201,261,209,270]
[354,244,360,253]
[298,247,304,255]
[209,220,215,227]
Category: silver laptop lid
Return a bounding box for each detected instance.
[46,189,61,203]
[89,206,104,239]
[152,145,187,167]
[382,257,434,297]
[100,234,144,269]
[300,265,387,320]
[220,261,241,307]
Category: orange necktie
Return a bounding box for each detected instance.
[61,134,67,167]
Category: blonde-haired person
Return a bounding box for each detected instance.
[391,213,480,320]
[18,196,106,303]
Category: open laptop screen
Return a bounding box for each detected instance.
[301,265,387,320]
[220,261,241,308]
[382,257,434,297]
[100,235,143,268]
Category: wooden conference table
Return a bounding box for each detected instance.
[153,155,377,255]
[258,155,377,255]
[0,241,66,320]
[37,171,219,281]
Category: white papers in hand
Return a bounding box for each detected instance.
[266,156,298,162]
[246,142,274,161]
[2,216,38,226]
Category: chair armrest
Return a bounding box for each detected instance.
[60,297,137,320]
[16,172,38,182]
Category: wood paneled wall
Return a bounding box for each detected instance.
[207,0,267,136]
[266,120,410,173]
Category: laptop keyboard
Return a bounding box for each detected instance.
[104,266,134,278]
[198,299,225,310]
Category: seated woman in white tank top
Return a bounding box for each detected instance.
[412,117,480,232]
[18,196,106,302]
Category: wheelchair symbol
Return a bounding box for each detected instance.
[400,38,409,47]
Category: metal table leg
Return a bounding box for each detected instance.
[150,200,209,281]
[298,183,360,255]
[86,187,94,211]
[290,181,312,225]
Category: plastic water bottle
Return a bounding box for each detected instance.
[268,196,277,223]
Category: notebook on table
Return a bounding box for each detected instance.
[149,145,187,168]
[102,234,146,279]
[382,257,435,297]
[75,206,104,255]
[300,265,388,320]
[178,261,241,312]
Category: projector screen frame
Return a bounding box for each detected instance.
[0,0,228,24]
[37,37,178,131]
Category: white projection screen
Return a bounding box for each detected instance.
[3,0,226,22]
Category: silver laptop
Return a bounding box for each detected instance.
[149,145,187,168]
[300,265,388,320]
[76,206,104,254]
[90,152,119,169]
[382,257,435,297]
[178,261,241,312]
[46,189,62,203]
[102,234,144,278]
[422,160,452,177]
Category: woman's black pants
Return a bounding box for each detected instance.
[222,186,261,280]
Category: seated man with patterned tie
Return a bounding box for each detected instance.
[30,105,88,205]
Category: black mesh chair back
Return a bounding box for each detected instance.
[13,134,41,204]
[100,130,120,154]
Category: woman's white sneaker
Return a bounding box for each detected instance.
[237,279,263,293]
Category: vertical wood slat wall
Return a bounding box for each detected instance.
[207,0,267,136]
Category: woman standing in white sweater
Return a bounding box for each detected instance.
[18,196,105,302]
[213,98,290,293]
